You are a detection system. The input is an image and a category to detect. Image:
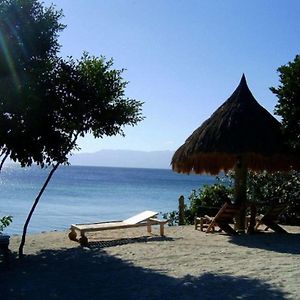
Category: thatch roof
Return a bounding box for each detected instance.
[172,75,299,175]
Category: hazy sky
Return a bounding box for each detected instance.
[43,0,300,153]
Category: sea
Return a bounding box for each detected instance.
[0,164,216,235]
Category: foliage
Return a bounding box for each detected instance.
[0,0,64,68]
[0,0,144,257]
[271,54,300,153]
[247,170,300,224]
[166,171,300,226]
[163,210,179,226]
[0,215,12,232]
[164,178,233,226]
[0,0,67,167]
[0,1,144,169]
[52,54,144,146]
[189,183,233,215]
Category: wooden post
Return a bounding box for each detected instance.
[178,195,185,225]
[159,223,164,236]
[234,156,247,232]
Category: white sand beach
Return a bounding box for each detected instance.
[1,225,300,299]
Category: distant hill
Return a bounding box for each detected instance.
[68,150,174,169]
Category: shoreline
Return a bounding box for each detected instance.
[1,225,300,299]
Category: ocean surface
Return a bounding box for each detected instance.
[0,164,216,235]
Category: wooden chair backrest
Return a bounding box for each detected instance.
[263,203,287,221]
[214,203,240,222]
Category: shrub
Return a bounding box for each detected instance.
[164,178,233,226]
[165,171,300,226]
[247,170,300,224]
[0,216,13,233]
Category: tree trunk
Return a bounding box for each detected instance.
[18,163,60,258]
[18,133,79,258]
[0,151,9,172]
[234,156,247,232]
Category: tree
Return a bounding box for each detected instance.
[0,1,144,257]
[17,54,143,257]
[271,55,300,152]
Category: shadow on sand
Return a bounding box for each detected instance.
[229,232,300,254]
[0,240,291,300]
[88,235,175,249]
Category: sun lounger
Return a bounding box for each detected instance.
[69,211,167,246]
[255,203,288,233]
[195,202,240,235]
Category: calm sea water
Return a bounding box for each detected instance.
[0,164,216,235]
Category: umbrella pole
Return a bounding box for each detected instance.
[234,156,247,232]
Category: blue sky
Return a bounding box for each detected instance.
[44,0,300,153]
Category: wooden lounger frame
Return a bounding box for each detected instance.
[69,212,167,246]
[255,203,288,233]
[195,202,240,235]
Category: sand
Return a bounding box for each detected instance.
[1,225,300,300]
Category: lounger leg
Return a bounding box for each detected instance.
[255,221,261,231]
[147,220,152,234]
[263,221,288,234]
[68,228,77,241]
[160,223,164,236]
[200,217,205,231]
[218,223,239,236]
[194,217,198,230]
[206,222,215,233]
[79,233,89,247]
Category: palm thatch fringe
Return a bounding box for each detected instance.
[172,152,299,175]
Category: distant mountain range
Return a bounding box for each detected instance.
[68,149,175,169]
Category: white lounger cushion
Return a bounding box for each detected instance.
[123,210,158,224]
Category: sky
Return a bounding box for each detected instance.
[43,0,300,153]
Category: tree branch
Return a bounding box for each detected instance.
[0,151,9,172]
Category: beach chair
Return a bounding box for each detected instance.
[255,203,288,233]
[195,202,240,235]
[68,211,167,246]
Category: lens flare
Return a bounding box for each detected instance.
[0,27,21,89]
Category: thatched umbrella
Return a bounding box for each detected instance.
[172,74,299,231]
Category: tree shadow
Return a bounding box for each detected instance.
[0,244,291,300]
[88,235,175,249]
[229,232,300,254]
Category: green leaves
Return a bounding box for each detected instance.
[0,1,144,169]
[0,0,67,167]
[188,183,233,217]
[49,54,144,144]
[0,215,13,232]
[247,170,300,221]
